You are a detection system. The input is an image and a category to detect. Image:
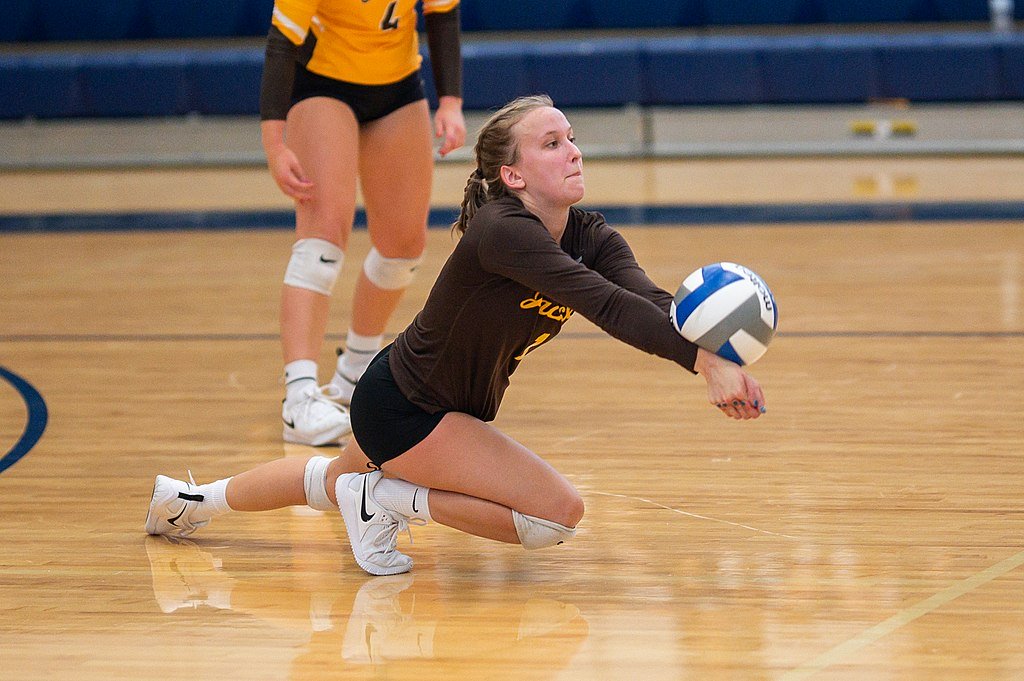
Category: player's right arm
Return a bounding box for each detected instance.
[693,348,766,420]
[259,1,318,201]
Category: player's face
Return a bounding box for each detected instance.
[507,107,584,207]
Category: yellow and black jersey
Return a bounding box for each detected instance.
[272,0,459,86]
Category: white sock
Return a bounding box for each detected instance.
[284,359,318,403]
[334,330,382,384]
[195,478,233,520]
[373,478,431,522]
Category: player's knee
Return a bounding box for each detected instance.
[549,488,586,528]
[512,509,580,550]
[284,238,343,295]
[362,246,423,290]
[564,493,585,528]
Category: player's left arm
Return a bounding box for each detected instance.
[589,222,675,313]
[481,213,699,373]
[423,2,465,156]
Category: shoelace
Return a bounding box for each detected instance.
[371,514,427,552]
[175,470,208,537]
[402,517,427,544]
[315,383,345,401]
[296,384,349,419]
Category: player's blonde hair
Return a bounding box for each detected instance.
[453,94,554,235]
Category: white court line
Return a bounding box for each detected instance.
[590,490,799,540]
[780,549,1024,680]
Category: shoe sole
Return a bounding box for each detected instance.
[337,473,412,577]
[144,475,170,535]
[282,421,353,446]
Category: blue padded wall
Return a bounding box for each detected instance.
[3,32,1023,119]
[644,37,765,105]
[527,39,644,107]
[79,52,190,117]
[1005,42,1024,98]
[0,53,82,118]
[188,50,264,115]
[448,42,532,109]
[876,34,1003,100]
[759,36,877,103]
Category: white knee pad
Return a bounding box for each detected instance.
[284,238,343,295]
[362,246,423,290]
[303,455,338,511]
[512,511,577,550]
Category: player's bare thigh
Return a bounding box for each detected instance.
[382,412,585,527]
[286,96,360,246]
[358,99,433,257]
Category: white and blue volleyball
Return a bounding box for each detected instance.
[669,262,778,366]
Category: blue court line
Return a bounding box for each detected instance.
[0,366,48,475]
[1,200,1023,233]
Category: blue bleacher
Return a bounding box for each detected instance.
[932,0,991,21]
[473,0,586,31]
[142,0,252,39]
[589,0,705,29]
[3,0,37,42]
[5,0,1023,42]
[702,0,819,26]
[1,0,1022,119]
[820,0,935,23]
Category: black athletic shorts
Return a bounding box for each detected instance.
[291,66,426,124]
[349,344,448,466]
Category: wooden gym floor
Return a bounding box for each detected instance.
[1,154,1023,680]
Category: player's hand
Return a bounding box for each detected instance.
[266,145,314,203]
[261,119,314,202]
[693,348,766,420]
[434,95,466,157]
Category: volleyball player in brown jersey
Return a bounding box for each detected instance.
[146,96,766,576]
[264,0,466,446]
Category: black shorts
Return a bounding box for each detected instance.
[291,66,426,124]
[349,344,448,467]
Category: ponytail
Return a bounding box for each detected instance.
[451,94,554,235]
[453,168,488,235]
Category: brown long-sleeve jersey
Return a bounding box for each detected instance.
[389,196,699,421]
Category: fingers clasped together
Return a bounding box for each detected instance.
[715,398,766,420]
[694,348,767,422]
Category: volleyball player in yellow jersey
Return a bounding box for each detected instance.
[260,0,466,446]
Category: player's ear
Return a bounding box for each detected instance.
[500,164,524,190]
